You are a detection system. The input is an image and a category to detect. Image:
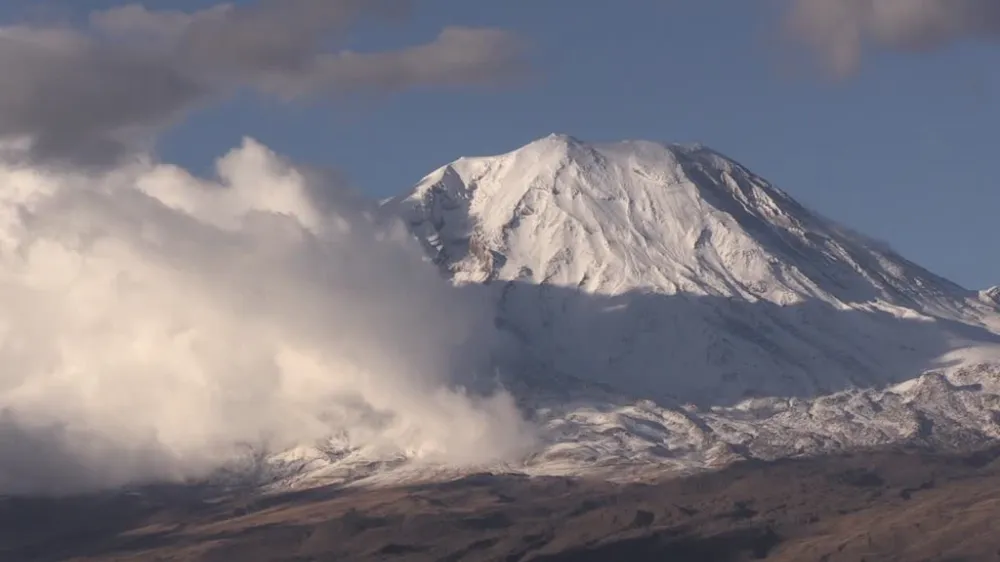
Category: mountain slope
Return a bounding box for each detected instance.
[387,134,1000,406]
[253,134,1000,490]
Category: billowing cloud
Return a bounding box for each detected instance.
[784,0,1000,76]
[0,139,535,495]
[0,1,526,168]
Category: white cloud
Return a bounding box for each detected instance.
[0,139,535,494]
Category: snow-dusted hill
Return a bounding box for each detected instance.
[254,134,1000,490]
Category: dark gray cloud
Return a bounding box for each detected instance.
[0,27,204,168]
[784,0,1000,76]
[0,1,526,168]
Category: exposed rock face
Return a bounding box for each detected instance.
[982,286,1000,305]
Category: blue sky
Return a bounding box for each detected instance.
[4,0,999,289]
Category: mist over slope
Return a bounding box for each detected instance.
[0,139,533,495]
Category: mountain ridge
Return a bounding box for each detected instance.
[391,134,972,306]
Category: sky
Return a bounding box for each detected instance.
[1,0,998,289]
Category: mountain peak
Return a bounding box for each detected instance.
[511,132,592,165]
[383,134,1000,408]
[536,132,585,145]
[391,136,966,309]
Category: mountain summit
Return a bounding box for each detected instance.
[389,134,1000,405]
[395,133,968,308]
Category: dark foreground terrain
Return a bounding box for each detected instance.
[3,447,1000,561]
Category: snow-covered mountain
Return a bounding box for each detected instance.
[254,134,1000,489]
[387,134,1000,402]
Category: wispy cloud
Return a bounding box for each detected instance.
[0,0,527,168]
[783,0,1000,76]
